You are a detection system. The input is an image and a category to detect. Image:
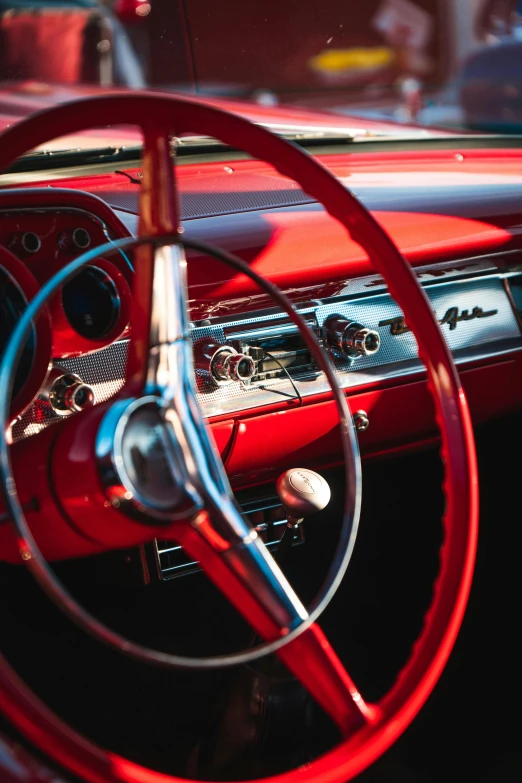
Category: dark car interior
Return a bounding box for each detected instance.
[1,411,521,782]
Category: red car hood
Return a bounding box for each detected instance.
[0,81,442,150]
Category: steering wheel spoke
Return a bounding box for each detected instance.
[140,127,179,236]
[127,127,183,394]
[175,513,375,736]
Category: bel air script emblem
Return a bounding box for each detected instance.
[379,305,498,336]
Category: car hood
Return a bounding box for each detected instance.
[0,81,443,151]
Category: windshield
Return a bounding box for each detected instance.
[0,0,521,148]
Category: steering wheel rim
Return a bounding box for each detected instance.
[0,94,478,783]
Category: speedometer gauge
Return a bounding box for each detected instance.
[0,248,52,418]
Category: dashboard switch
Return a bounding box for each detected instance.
[324,315,380,359]
[72,227,91,250]
[49,371,95,415]
[353,410,370,432]
[21,232,41,254]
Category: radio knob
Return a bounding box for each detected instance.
[210,347,236,383]
[225,353,255,381]
[194,342,256,385]
[324,316,380,359]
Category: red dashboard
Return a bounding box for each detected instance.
[0,144,521,564]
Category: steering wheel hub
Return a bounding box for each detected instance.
[96,395,199,522]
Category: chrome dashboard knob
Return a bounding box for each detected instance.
[324,315,380,359]
[49,372,95,415]
[194,341,256,385]
[207,345,235,383]
[225,352,255,381]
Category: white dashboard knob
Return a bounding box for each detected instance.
[276,468,331,522]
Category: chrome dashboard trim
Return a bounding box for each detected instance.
[193,339,522,419]
[190,268,522,417]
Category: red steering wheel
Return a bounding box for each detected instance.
[0,94,478,783]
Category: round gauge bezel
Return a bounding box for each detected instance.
[0,247,52,419]
[52,258,132,357]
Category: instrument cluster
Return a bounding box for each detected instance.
[0,205,132,419]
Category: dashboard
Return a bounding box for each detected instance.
[2,147,522,571]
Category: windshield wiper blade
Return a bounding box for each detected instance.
[2,137,238,174]
[2,145,145,174]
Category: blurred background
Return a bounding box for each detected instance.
[1,0,522,133]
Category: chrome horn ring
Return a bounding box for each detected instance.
[0,233,362,669]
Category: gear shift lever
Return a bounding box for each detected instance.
[275,468,331,561]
